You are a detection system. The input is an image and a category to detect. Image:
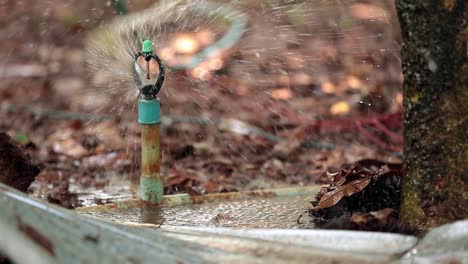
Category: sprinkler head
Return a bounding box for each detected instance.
[142,39,153,54]
[134,39,165,100]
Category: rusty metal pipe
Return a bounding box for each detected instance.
[138,98,163,203]
[140,122,163,203]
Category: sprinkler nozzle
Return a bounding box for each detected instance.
[142,39,153,54]
[134,39,165,100]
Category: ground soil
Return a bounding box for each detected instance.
[0,131,39,192]
[0,254,12,264]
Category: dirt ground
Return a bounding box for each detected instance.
[0,0,404,206]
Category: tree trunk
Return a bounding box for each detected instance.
[396,0,467,227]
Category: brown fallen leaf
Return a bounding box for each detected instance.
[327,162,370,187]
[326,171,340,182]
[165,170,198,187]
[52,138,87,158]
[309,159,403,226]
[48,129,87,158]
[272,138,301,158]
[321,81,336,94]
[370,208,394,221]
[272,126,306,158]
[271,88,292,100]
[350,4,389,23]
[350,213,368,225]
[327,170,348,186]
[164,169,201,195]
[346,75,363,90]
[202,180,221,194]
[313,178,371,210]
[46,182,81,209]
[292,72,313,86]
[83,121,126,150]
[330,101,351,116]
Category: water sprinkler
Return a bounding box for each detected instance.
[134,39,165,203]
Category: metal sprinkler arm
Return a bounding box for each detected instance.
[134,45,165,99]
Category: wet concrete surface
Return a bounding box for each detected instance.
[82,195,315,228]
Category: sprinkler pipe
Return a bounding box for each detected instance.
[135,40,165,203]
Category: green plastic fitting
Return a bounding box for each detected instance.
[138,99,161,124]
[142,39,153,54]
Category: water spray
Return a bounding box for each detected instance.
[134,39,165,203]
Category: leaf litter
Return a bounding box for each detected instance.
[306,159,421,234]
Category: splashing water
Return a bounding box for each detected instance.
[76,0,403,197]
[84,0,401,120]
[0,0,406,204]
[84,0,246,117]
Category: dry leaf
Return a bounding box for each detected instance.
[272,139,301,158]
[271,88,292,100]
[292,72,313,86]
[346,75,363,90]
[313,178,371,210]
[277,75,290,86]
[285,50,304,70]
[272,128,304,158]
[350,213,367,224]
[52,139,87,158]
[202,180,221,193]
[350,4,389,22]
[330,101,351,115]
[84,121,126,150]
[165,170,198,187]
[321,81,336,94]
[370,208,394,221]
[326,171,340,181]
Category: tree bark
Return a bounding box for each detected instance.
[396,0,467,227]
